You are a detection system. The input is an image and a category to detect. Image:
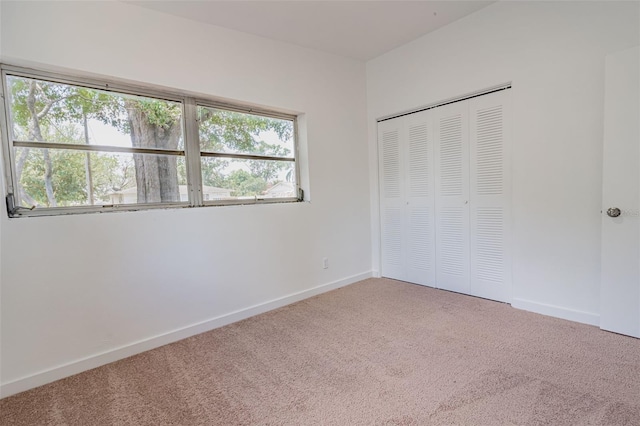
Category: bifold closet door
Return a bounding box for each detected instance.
[378,118,406,282]
[405,110,436,286]
[379,89,511,301]
[378,111,435,286]
[434,101,470,294]
[469,90,512,303]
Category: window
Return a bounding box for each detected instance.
[0,65,299,217]
[197,106,297,202]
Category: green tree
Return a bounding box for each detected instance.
[198,158,228,188]
[124,100,183,202]
[226,169,267,196]
[248,141,291,182]
[198,107,293,187]
[198,108,292,153]
[8,76,294,207]
[15,121,132,207]
[8,78,130,207]
[9,76,74,206]
[8,76,178,206]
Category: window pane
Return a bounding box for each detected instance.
[6,75,184,150]
[14,147,187,207]
[201,157,296,200]
[198,106,294,158]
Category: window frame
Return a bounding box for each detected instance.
[0,64,300,217]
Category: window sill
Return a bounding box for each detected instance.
[7,197,301,218]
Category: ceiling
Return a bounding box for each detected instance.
[128,1,495,61]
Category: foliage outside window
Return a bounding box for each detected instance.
[0,66,298,217]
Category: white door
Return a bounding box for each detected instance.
[378,112,435,286]
[434,101,470,294]
[378,89,511,301]
[378,118,406,282]
[469,90,512,303]
[600,46,640,338]
[405,110,436,286]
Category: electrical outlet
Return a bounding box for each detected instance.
[322,257,329,269]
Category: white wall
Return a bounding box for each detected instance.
[0,0,3,398]
[0,1,371,395]
[367,2,639,323]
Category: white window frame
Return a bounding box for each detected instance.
[0,64,300,217]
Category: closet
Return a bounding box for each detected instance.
[378,88,511,303]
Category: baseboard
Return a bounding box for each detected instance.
[0,271,373,399]
[511,298,600,327]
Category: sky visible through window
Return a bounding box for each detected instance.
[85,119,291,179]
[5,73,297,209]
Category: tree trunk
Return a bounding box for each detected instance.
[15,147,31,205]
[42,148,57,207]
[83,113,94,205]
[125,101,181,203]
[25,80,56,207]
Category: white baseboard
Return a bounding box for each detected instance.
[511,298,600,327]
[0,271,373,399]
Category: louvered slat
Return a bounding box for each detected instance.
[382,130,401,198]
[409,124,429,198]
[476,106,503,195]
[438,207,465,276]
[409,208,431,271]
[439,115,463,196]
[382,207,402,266]
[475,208,503,282]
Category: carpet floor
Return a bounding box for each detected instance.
[1,278,639,425]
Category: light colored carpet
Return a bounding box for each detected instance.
[1,278,639,425]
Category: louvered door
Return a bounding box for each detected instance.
[469,90,512,302]
[378,118,405,281]
[405,110,435,286]
[378,111,435,286]
[378,89,511,302]
[434,102,470,294]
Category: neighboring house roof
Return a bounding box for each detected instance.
[202,185,234,195]
[264,181,295,195]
